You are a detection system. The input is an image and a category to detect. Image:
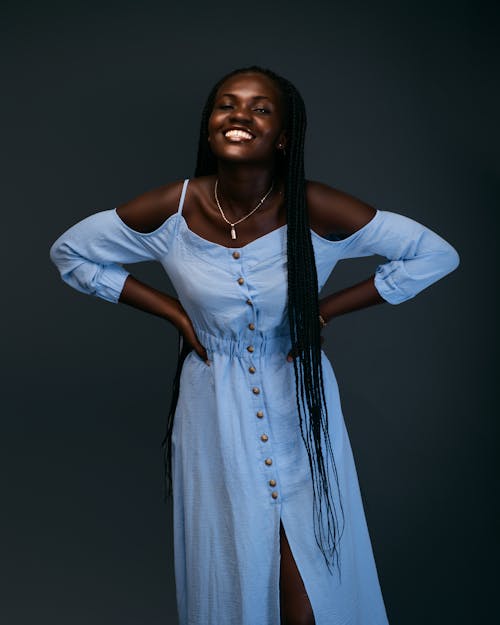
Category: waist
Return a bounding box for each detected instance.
[196,328,291,357]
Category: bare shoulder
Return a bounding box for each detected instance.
[115,179,186,233]
[306,179,377,237]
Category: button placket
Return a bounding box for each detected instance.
[233,252,278,503]
[233,249,256,357]
[232,248,245,290]
[248,353,279,502]
[243,263,258,374]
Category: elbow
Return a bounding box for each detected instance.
[441,243,460,276]
[49,240,61,267]
[49,238,82,276]
[49,236,68,270]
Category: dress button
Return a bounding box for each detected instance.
[237,277,245,285]
[247,345,254,353]
[249,366,256,374]
[252,387,260,395]
[246,299,253,306]
[232,251,241,259]
[269,479,276,487]
[256,411,264,418]
[271,491,278,499]
[260,434,269,442]
[248,323,255,331]
[265,458,273,466]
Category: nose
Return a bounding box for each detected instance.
[229,106,252,124]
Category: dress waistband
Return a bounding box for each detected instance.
[196,328,291,357]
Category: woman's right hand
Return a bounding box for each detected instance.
[170,300,210,365]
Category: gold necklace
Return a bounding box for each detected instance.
[214,178,274,240]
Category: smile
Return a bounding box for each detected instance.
[224,129,254,142]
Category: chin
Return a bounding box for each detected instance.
[214,149,255,162]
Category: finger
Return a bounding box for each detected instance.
[182,327,209,365]
[195,343,210,365]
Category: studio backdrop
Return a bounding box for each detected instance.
[1,1,497,624]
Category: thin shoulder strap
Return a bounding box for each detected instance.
[177,178,189,215]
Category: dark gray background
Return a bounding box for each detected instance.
[2,1,498,623]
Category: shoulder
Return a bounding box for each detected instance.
[115,176,217,233]
[115,179,187,233]
[305,179,377,237]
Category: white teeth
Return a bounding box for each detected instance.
[225,129,253,140]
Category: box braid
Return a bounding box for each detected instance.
[162,66,345,576]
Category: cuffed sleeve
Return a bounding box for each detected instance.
[339,209,460,304]
[49,208,176,303]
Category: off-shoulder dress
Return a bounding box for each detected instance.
[49,178,460,625]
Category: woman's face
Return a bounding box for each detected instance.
[207,72,287,166]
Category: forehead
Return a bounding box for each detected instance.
[215,72,282,103]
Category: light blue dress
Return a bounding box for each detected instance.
[49,178,459,625]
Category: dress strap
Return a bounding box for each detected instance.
[177,178,190,215]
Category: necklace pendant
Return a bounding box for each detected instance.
[214,178,274,242]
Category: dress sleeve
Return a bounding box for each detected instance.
[338,209,460,304]
[49,208,175,303]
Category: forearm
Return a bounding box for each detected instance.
[118,274,184,326]
[119,274,209,362]
[319,275,385,322]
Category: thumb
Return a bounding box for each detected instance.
[193,340,209,365]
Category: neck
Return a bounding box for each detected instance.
[215,163,279,217]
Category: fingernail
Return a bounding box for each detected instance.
[205,360,211,366]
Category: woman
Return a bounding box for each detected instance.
[49,66,460,625]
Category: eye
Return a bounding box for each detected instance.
[254,107,270,114]
[217,104,233,110]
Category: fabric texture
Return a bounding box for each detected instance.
[49,179,459,625]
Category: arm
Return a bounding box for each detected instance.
[49,181,209,362]
[118,274,208,361]
[320,277,385,322]
[307,181,460,322]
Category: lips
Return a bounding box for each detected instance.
[223,127,255,142]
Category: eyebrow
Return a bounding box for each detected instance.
[220,93,272,101]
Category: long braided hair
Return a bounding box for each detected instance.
[161,66,345,576]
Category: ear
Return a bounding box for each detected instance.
[275,130,287,151]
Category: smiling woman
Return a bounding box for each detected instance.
[207,73,287,172]
[49,65,460,625]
